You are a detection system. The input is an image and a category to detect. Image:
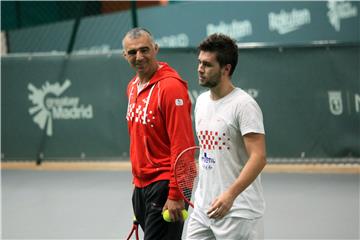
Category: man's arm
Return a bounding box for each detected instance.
[207,133,266,219]
[160,78,195,221]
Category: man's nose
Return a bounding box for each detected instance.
[198,64,204,73]
[136,50,144,60]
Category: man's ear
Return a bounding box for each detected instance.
[223,64,232,76]
[154,44,159,53]
[122,50,127,58]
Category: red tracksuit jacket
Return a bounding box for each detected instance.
[126,62,195,200]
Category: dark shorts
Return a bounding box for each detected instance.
[132,180,185,240]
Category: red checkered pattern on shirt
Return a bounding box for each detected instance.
[198,130,230,150]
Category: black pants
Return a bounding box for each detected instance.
[132,180,185,240]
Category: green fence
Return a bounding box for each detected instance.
[2,45,359,163]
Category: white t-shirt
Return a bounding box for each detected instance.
[194,87,265,219]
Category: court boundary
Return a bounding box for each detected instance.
[1,162,359,174]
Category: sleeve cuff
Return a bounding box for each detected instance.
[168,186,183,200]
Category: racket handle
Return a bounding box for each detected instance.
[126,217,139,240]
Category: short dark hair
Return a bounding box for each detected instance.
[198,33,238,76]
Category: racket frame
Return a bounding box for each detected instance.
[174,146,200,208]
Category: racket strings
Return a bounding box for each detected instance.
[175,149,198,202]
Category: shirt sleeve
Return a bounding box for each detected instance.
[238,99,265,136]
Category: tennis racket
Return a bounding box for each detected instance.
[174,146,200,208]
[126,217,139,240]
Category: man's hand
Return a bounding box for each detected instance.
[162,199,185,222]
[207,190,235,219]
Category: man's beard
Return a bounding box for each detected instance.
[199,72,221,88]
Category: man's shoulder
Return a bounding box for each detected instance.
[233,88,257,103]
[158,77,187,92]
[232,88,263,115]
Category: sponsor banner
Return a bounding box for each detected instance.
[268,8,312,35]
[139,1,359,47]
[138,1,360,47]
[2,55,132,160]
[6,1,359,53]
[1,46,359,160]
[28,79,94,136]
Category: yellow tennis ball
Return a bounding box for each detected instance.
[182,209,189,220]
[162,209,188,222]
[163,209,171,222]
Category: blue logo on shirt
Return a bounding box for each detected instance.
[201,152,215,170]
